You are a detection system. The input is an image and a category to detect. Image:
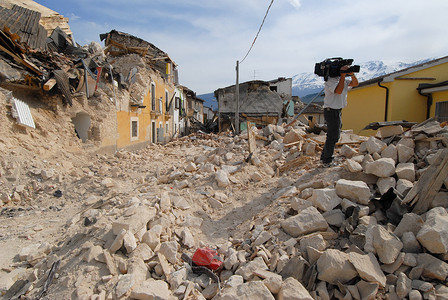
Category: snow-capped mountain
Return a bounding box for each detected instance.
[292,59,431,97]
[198,59,433,108]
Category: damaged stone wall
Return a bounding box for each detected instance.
[102,30,176,82]
[216,81,283,115]
[107,54,149,109]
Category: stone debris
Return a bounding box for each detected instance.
[0,114,448,299]
[281,206,329,237]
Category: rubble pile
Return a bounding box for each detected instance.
[2,1,448,299]
[0,4,158,144]
[1,114,447,299]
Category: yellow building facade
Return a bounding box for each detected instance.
[116,71,175,150]
[419,82,448,123]
[343,56,448,135]
[98,30,178,151]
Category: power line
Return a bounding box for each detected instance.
[240,0,274,64]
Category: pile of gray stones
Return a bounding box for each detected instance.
[3,118,448,300]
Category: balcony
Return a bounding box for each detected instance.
[150,111,161,119]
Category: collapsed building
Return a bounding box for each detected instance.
[2,1,448,300]
[179,85,206,135]
[214,79,296,133]
[0,1,205,154]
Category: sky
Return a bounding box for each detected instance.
[34,0,448,95]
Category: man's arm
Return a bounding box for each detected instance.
[334,74,346,94]
[335,68,359,94]
[349,73,359,87]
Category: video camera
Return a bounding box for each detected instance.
[314,57,360,81]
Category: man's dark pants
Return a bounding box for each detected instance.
[321,108,342,164]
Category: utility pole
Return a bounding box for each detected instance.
[235,60,240,135]
[233,0,273,134]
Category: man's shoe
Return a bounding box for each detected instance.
[322,161,337,168]
[322,162,331,168]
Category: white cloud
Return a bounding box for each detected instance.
[287,0,301,9]
[175,0,448,93]
[44,0,448,94]
[67,13,80,22]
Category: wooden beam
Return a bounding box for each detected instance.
[0,82,40,91]
[247,121,256,154]
[0,43,23,66]
[255,135,268,141]
[278,156,309,173]
[43,78,57,91]
[284,140,303,148]
[21,57,43,76]
[412,151,448,214]
[150,56,169,61]
[0,43,42,76]
[107,39,149,56]
[403,149,448,214]
[128,46,148,56]
[107,39,127,50]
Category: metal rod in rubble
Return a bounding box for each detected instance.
[286,88,324,128]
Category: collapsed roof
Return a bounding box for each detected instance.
[0,3,186,121]
[100,30,178,84]
[215,80,283,116]
[0,0,73,46]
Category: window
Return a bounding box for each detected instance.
[165,90,169,111]
[175,97,180,109]
[157,122,164,143]
[159,97,163,114]
[131,117,139,141]
[435,101,448,122]
[151,83,156,111]
[132,121,138,137]
[151,121,156,143]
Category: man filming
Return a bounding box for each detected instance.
[320,65,359,167]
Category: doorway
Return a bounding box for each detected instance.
[71,112,91,142]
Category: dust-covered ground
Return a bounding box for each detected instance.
[0,89,345,299]
[2,88,448,300]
